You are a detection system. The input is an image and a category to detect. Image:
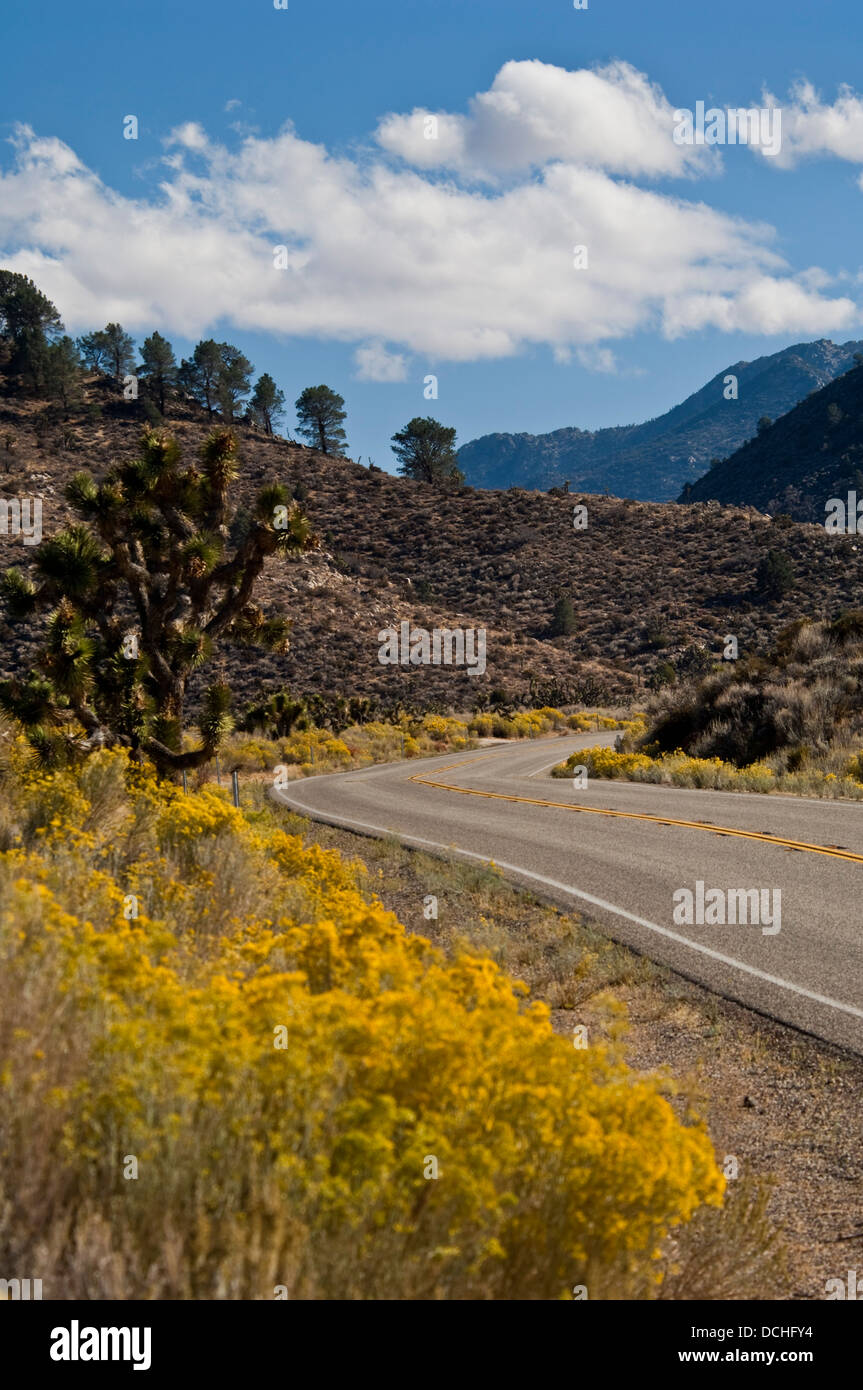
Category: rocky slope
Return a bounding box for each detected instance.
[1,387,861,713]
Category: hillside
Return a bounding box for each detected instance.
[458,339,863,501]
[2,386,863,714]
[683,359,863,522]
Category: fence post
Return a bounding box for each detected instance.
[182,770,188,795]
[231,770,240,808]
[216,755,222,786]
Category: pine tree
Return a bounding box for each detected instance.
[216,345,253,422]
[138,332,178,416]
[104,324,136,381]
[77,329,111,373]
[0,271,63,393]
[45,336,83,415]
[178,339,223,416]
[391,417,463,485]
[295,385,348,455]
[250,373,286,435]
[77,323,135,381]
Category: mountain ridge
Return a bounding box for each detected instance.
[682,357,863,521]
[458,338,863,500]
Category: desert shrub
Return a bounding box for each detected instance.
[215,715,482,778]
[755,549,795,600]
[565,711,646,735]
[649,661,677,690]
[467,707,575,739]
[829,609,863,644]
[547,594,577,637]
[470,713,494,737]
[845,750,863,782]
[0,749,723,1299]
[677,645,715,678]
[643,622,672,650]
[553,743,863,798]
[636,613,863,772]
[421,714,468,742]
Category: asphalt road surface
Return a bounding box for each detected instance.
[275,733,863,1054]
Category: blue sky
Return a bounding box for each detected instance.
[2,0,863,468]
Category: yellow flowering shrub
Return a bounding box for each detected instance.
[0,751,723,1298]
[566,746,655,780]
[220,716,475,777]
[470,713,494,737]
[421,714,469,742]
[566,712,647,735]
[555,744,860,797]
[844,752,863,782]
[468,707,571,739]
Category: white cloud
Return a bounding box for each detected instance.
[375,60,717,180]
[794,265,836,292]
[661,276,857,337]
[575,346,618,373]
[376,111,468,170]
[353,341,408,381]
[763,80,863,167]
[165,121,209,152]
[0,73,857,368]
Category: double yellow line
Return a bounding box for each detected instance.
[410,755,863,866]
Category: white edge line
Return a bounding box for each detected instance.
[275,786,863,1025]
[527,756,574,778]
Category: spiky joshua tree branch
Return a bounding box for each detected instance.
[0,427,316,774]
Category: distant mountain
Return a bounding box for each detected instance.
[458,339,863,501]
[682,358,863,522]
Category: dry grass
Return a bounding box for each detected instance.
[615,613,863,793]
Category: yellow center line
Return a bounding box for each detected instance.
[409,754,863,866]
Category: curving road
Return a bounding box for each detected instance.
[275,733,863,1054]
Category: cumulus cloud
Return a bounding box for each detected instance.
[353,341,409,381]
[762,80,863,168]
[375,59,716,179]
[575,346,619,373]
[0,70,857,368]
[165,121,209,152]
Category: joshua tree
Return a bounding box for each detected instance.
[0,427,316,774]
[242,689,308,738]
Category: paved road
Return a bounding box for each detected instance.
[275,734,863,1054]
